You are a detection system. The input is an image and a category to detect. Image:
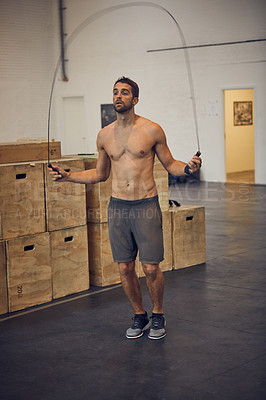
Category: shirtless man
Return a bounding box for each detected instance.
[49,76,202,340]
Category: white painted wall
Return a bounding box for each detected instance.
[0,0,58,142]
[1,0,266,183]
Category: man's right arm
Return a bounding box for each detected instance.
[152,123,201,176]
[48,131,111,184]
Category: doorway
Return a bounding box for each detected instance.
[224,89,255,184]
[62,96,87,155]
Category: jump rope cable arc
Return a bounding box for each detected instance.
[47,1,201,166]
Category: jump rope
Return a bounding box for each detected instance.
[47,1,201,173]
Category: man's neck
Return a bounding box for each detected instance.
[116,109,137,127]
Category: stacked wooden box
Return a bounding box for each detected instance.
[6,233,52,313]
[0,143,89,314]
[170,205,206,269]
[0,162,46,239]
[0,143,206,315]
[45,159,89,300]
[0,161,49,313]
[0,140,61,164]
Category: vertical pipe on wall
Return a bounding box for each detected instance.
[59,0,68,82]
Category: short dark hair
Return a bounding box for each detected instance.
[114,76,139,99]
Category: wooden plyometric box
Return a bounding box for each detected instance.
[0,141,61,164]
[0,241,8,315]
[0,162,46,239]
[45,158,87,231]
[50,225,89,299]
[6,233,52,312]
[87,222,120,287]
[170,205,206,269]
[84,155,112,223]
[154,157,169,212]
[137,210,173,278]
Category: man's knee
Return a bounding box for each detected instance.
[118,261,135,278]
[142,263,159,279]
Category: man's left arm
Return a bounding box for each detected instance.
[153,124,202,176]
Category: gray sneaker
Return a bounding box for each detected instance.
[126,311,151,339]
[148,313,166,340]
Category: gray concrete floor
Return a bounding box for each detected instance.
[1,181,266,400]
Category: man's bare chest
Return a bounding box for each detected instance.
[104,131,155,161]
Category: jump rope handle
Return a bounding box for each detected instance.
[48,163,63,180]
[48,163,57,172]
[195,151,201,157]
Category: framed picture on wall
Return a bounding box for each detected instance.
[101,104,116,128]
[234,101,253,126]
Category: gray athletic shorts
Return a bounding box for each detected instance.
[107,195,164,264]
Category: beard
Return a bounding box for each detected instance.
[113,101,134,114]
